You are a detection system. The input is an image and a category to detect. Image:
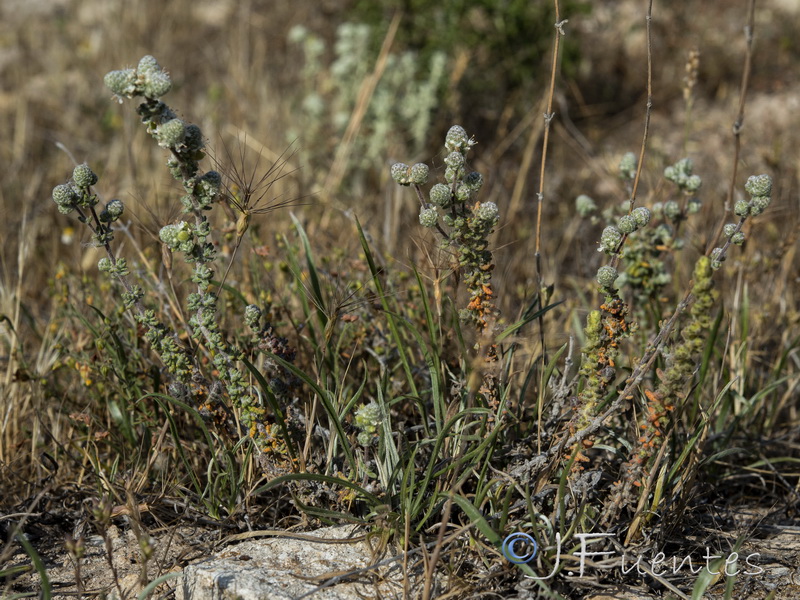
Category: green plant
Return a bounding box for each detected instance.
[287,21,446,191]
[49,59,305,530]
[1,1,798,598]
[349,0,588,97]
[57,58,296,454]
[35,8,788,594]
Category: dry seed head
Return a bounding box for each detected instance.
[236,211,251,238]
[683,48,700,103]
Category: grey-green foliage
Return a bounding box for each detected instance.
[54,56,283,442]
[288,22,447,179]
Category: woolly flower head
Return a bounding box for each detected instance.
[462,171,484,194]
[444,151,465,170]
[619,152,637,180]
[741,177,772,216]
[409,163,429,185]
[684,174,702,193]
[709,247,725,270]
[159,221,194,253]
[664,157,701,191]
[749,196,771,216]
[139,55,172,98]
[244,304,262,330]
[429,183,451,208]
[182,124,205,153]
[137,55,160,76]
[599,226,622,254]
[744,174,772,198]
[354,402,381,445]
[72,163,98,188]
[104,69,137,97]
[155,118,186,148]
[445,125,475,154]
[196,171,222,204]
[575,194,597,217]
[664,200,681,221]
[143,72,171,99]
[632,206,651,227]
[390,163,412,186]
[52,184,78,214]
[99,199,124,223]
[596,265,618,288]
[419,207,439,228]
[665,157,692,179]
[475,201,499,225]
[734,200,750,217]
[104,55,172,99]
[617,214,637,234]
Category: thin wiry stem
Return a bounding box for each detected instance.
[549,0,656,460]
[708,0,757,252]
[535,1,566,453]
[628,0,654,213]
[533,4,565,261]
[610,0,654,273]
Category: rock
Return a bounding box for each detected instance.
[176,525,402,600]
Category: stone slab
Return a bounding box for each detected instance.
[176,525,403,600]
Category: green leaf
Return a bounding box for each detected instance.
[138,572,182,600]
[357,218,418,398]
[268,352,355,470]
[15,534,50,600]
[496,299,562,342]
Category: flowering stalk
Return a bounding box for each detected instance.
[391,125,498,332]
[54,56,298,446]
[614,171,771,503]
[391,125,503,423]
[572,199,651,437]
[52,164,194,380]
[584,175,772,514]
[104,57,255,420]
